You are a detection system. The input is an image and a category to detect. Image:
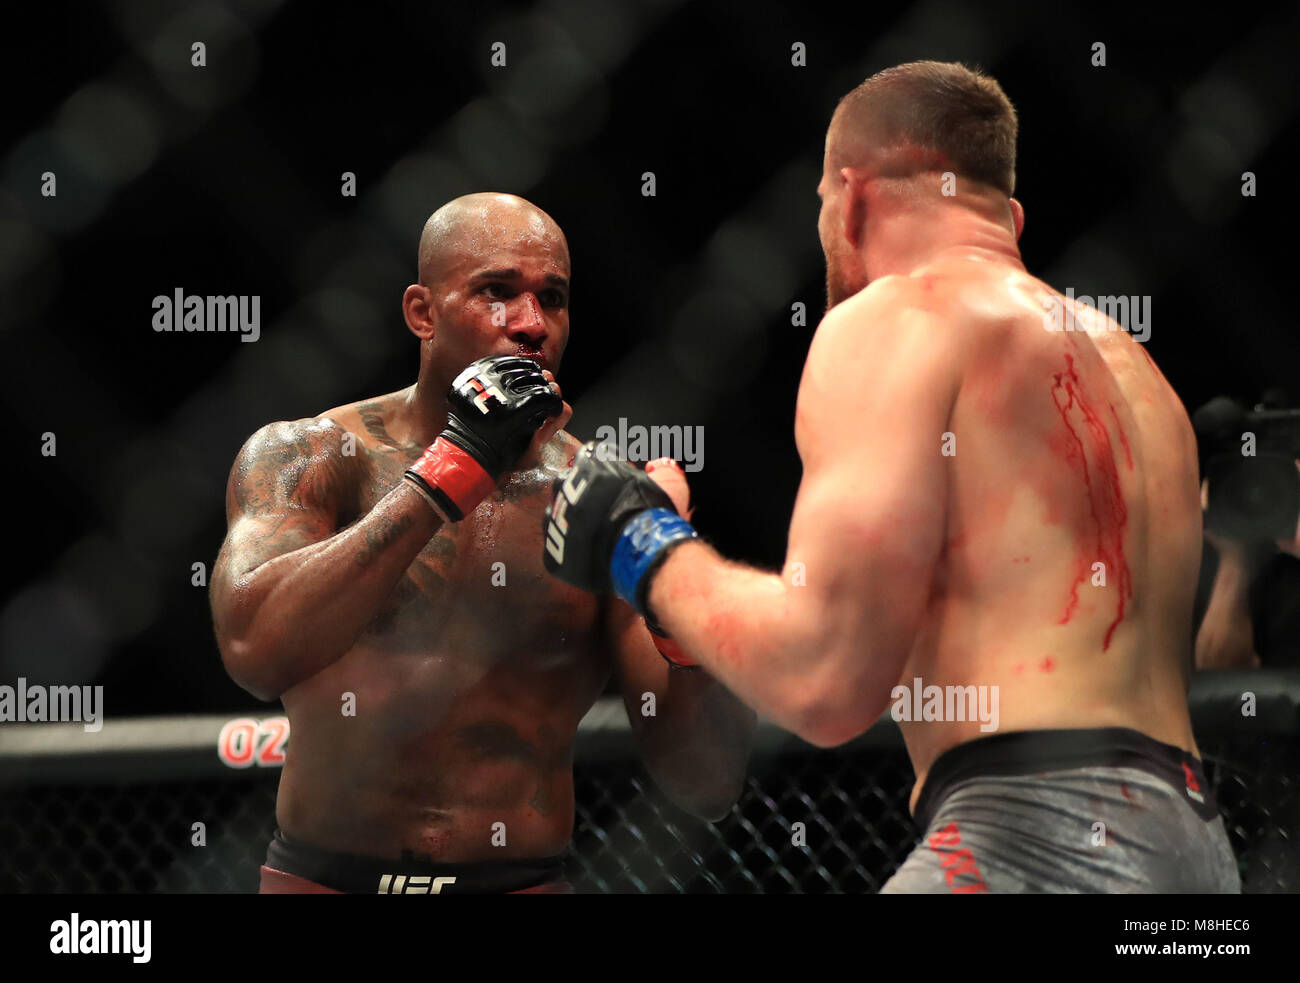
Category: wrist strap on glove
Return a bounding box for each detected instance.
[646,620,699,670]
[610,507,699,618]
[403,436,496,522]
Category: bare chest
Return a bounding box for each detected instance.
[351,444,602,658]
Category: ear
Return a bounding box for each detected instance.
[1009,197,1025,241]
[839,168,867,249]
[403,283,436,341]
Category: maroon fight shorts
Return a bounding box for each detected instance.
[258,830,573,894]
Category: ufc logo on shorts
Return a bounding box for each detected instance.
[377,874,457,894]
[545,471,589,563]
[927,822,989,894]
[466,376,507,414]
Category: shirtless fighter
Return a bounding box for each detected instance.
[543,62,1240,892]
[211,193,754,894]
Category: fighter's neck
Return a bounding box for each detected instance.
[390,371,449,449]
[863,214,1024,281]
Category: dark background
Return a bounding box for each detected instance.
[2,0,1297,715]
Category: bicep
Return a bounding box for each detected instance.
[215,508,336,585]
[212,420,352,593]
[785,454,946,657]
[784,296,957,663]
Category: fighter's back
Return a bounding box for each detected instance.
[892,253,1203,794]
[632,59,1238,892]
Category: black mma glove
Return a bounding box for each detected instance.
[404,356,562,521]
[542,441,699,621]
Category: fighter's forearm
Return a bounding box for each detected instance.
[648,541,838,741]
[547,444,881,743]
[644,668,756,819]
[217,485,441,699]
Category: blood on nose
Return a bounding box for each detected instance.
[523,294,542,325]
[510,294,546,340]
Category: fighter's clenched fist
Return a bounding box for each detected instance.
[543,441,699,623]
[404,355,563,521]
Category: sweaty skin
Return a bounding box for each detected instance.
[881,260,1200,808]
[211,193,752,866]
[648,253,1202,813]
[239,413,605,860]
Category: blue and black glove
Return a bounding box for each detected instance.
[542,441,700,665]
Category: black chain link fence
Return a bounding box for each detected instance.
[1,733,1294,893]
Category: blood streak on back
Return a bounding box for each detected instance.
[1048,354,1133,649]
[1109,403,1134,470]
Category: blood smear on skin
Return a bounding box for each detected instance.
[1049,355,1132,649]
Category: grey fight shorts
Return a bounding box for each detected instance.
[881,727,1241,893]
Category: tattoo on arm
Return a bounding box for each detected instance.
[356,511,417,568]
[230,423,353,517]
[427,533,456,564]
[357,401,400,448]
[220,420,358,578]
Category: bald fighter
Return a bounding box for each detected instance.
[211,193,754,894]
[544,63,1240,892]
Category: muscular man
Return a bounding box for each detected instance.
[211,193,753,894]
[545,62,1240,892]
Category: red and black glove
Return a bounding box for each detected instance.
[404,356,562,521]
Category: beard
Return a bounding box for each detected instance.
[824,260,850,312]
[823,246,866,312]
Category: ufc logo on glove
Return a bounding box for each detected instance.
[545,470,589,563]
[464,376,508,414]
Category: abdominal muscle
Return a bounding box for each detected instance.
[275,619,604,863]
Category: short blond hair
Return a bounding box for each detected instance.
[830,60,1018,196]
